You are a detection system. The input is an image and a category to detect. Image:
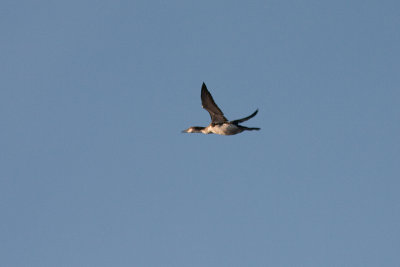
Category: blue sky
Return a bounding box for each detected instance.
[1,0,399,266]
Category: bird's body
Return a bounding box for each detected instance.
[182,83,260,136]
[186,123,244,135]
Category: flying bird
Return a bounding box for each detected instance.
[182,82,260,135]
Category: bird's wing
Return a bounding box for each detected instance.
[201,83,228,124]
[230,109,258,124]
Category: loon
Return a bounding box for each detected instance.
[182,82,260,135]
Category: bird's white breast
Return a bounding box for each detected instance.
[208,123,241,135]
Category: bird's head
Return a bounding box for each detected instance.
[181,126,205,133]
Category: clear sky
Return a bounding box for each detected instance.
[1,0,399,266]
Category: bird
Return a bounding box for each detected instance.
[182,82,260,135]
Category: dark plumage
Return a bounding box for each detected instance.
[182,83,260,135]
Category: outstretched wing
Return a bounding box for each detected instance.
[230,109,258,124]
[201,82,228,124]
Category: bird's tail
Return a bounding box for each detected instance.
[240,126,260,131]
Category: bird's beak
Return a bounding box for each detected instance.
[181,129,188,133]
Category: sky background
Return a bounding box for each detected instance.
[1,0,400,266]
